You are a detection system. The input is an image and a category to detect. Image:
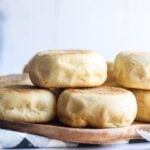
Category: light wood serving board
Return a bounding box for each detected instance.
[0,119,150,144]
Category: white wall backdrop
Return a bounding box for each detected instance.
[1,0,150,74]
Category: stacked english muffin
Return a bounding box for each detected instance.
[1,49,147,128]
[114,51,150,122]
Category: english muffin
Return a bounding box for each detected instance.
[132,89,150,122]
[103,62,118,87]
[114,51,150,89]
[29,50,107,88]
[0,85,56,123]
[57,86,137,128]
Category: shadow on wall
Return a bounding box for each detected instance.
[0,11,4,61]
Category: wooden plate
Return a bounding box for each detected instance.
[0,119,149,144]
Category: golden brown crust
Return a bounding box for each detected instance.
[65,86,128,95]
[37,49,92,55]
[0,74,29,83]
[1,85,49,93]
[0,74,32,87]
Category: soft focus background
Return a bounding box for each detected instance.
[0,0,150,74]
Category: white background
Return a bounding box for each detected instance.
[1,0,150,74]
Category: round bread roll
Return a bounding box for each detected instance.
[57,86,137,128]
[0,85,56,123]
[114,51,150,89]
[0,74,32,88]
[132,89,150,122]
[23,56,35,73]
[103,62,119,87]
[29,50,107,88]
[23,63,30,73]
[23,58,63,97]
[106,61,115,82]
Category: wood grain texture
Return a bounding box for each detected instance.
[0,119,149,144]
